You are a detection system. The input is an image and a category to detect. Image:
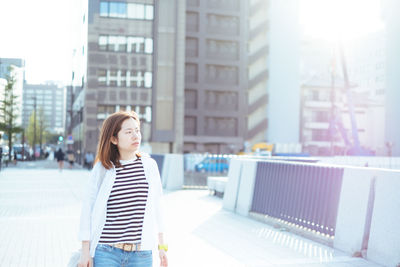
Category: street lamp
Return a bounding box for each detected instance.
[31,95,37,160]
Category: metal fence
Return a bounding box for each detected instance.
[251,161,344,237]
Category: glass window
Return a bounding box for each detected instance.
[108,69,118,86]
[145,38,153,54]
[119,70,127,87]
[110,2,126,18]
[117,36,127,52]
[108,35,117,51]
[99,35,108,51]
[128,37,145,53]
[97,105,115,120]
[98,69,107,86]
[100,2,109,17]
[145,5,154,20]
[127,3,144,19]
[145,106,152,122]
[110,2,118,17]
[117,2,126,18]
[130,71,144,87]
[144,72,152,88]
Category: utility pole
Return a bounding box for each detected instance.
[330,48,336,156]
[32,95,37,160]
[22,129,25,161]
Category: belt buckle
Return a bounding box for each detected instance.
[124,243,133,251]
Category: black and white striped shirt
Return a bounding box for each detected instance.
[98,157,149,244]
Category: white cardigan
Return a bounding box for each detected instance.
[78,155,165,257]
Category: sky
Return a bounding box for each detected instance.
[300,0,384,42]
[0,0,75,84]
[0,0,384,85]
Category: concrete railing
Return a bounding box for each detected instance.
[152,154,184,190]
[223,158,400,267]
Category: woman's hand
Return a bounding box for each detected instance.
[159,249,168,267]
[78,250,92,267]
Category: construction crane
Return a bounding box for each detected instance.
[328,42,374,156]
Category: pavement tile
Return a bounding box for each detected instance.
[0,160,384,267]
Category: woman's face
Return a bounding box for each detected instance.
[113,117,141,154]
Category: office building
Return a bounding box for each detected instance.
[183,0,270,153]
[22,83,66,134]
[70,0,271,156]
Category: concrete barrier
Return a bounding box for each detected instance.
[160,154,184,190]
[367,169,400,267]
[334,167,374,255]
[223,158,258,216]
[223,158,243,212]
[235,160,258,216]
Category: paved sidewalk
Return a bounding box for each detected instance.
[0,160,382,266]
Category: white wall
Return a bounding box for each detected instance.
[267,0,300,143]
[384,0,400,156]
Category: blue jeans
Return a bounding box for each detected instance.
[94,244,153,267]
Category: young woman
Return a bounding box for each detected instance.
[78,111,168,267]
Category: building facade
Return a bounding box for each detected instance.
[22,84,66,134]
[183,0,270,153]
[70,0,186,160]
[0,58,25,127]
[300,76,375,156]
[70,0,271,157]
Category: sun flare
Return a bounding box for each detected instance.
[300,0,384,42]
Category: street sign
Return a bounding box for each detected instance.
[67,135,74,144]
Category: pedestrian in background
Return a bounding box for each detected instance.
[84,152,94,170]
[78,111,168,267]
[54,148,65,172]
[0,147,3,171]
[13,150,17,165]
[66,149,75,169]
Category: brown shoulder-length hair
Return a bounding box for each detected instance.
[95,111,141,169]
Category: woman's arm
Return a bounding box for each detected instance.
[78,241,91,267]
[78,162,102,241]
[158,233,165,245]
[152,159,166,234]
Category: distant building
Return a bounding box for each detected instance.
[0,58,25,126]
[0,58,25,81]
[300,31,386,155]
[300,75,384,156]
[22,84,66,134]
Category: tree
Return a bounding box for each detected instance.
[26,107,49,150]
[0,67,23,161]
[37,107,47,154]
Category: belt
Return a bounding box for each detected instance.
[112,243,142,252]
